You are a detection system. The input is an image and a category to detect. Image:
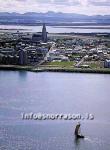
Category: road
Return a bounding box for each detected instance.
[75,56,85,67]
[34,42,56,67]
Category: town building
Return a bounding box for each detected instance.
[32,33,42,43]
[42,23,47,43]
[32,23,48,43]
[104,60,110,68]
[18,49,28,65]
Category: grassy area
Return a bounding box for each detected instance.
[83,61,103,69]
[37,67,110,74]
[1,64,110,74]
[89,63,100,68]
[44,61,75,68]
[69,54,81,58]
[0,65,33,71]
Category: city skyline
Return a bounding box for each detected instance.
[0,0,110,16]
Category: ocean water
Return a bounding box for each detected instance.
[0,25,110,33]
[0,71,110,150]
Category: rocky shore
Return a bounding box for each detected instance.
[1,65,110,74]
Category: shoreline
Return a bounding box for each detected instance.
[0,65,110,74]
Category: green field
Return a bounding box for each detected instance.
[84,61,103,69]
[45,61,75,68]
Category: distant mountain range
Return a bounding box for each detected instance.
[0,11,110,25]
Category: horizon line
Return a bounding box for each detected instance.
[0,11,110,16]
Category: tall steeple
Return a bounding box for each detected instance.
[42,23,47,42]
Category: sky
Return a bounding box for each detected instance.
[0,0,110,15]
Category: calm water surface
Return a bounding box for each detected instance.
[0,71,110,150]
[0,25,110,33]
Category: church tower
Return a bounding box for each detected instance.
[42,23,47,43]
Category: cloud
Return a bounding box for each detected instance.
[0,0,109,15]
[36,0,79,6]
[89,0,110,6]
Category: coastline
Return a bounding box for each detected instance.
[0,65,110,74]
